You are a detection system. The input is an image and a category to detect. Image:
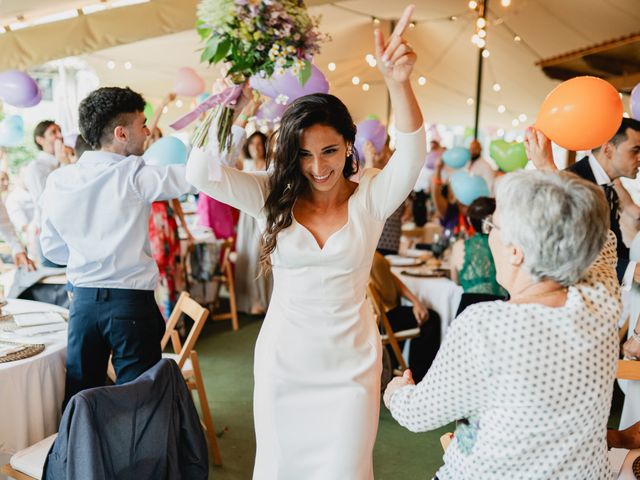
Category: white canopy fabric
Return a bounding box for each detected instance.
[0,0,637,131]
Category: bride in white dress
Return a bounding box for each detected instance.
[186,6,423,478]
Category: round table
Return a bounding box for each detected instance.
[391,267,463,341]
[0,299,68,474]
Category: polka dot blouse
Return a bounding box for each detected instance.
[389,232,621,479]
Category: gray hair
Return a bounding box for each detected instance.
[495,170,610,286]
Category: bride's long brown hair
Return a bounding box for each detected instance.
[259,93,359,273]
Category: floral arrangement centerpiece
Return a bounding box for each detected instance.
[184,0,328,151]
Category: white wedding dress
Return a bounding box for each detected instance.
[187,126,425,479]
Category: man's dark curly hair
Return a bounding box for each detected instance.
[78,87,146,149]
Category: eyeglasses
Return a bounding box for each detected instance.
[481,216,500,235]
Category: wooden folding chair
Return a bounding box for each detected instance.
[211,238,239,331]
[617,359,640,380]
[161,291,222,466]
[367,282,420,373]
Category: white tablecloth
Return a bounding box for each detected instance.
[391,268,463,341]
[0,299,68,475]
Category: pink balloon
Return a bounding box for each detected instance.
[0,71,40,107]
[173,67,205,97]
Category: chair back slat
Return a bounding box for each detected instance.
[617,360,640,380]
[161,292,210,369]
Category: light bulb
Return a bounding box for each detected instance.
[482,49,490,58]
[362,83,370,91]
[328,62,336,71]
[476,18,486,28]
[493,83,501,92]
[467,97,474,106]
[518,113,527,122]
[418,76,427,86]
[498,104,506,113]
[352,76,360,85]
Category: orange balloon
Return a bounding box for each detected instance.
[536,76,623,151]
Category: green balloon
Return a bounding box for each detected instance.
[144,102,154,120]
[489,140,528,172]
[365,114,380,121]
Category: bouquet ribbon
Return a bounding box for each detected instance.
[169,85,243,130]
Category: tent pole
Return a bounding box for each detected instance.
[473,0,489,140]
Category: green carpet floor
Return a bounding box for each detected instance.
[197,313,451,480]
[197,313,625,479]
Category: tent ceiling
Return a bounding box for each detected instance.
[1,0,638,132]
[537,33,640,92]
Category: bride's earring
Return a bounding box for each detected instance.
[346,146,353,157]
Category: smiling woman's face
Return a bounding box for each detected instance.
[299,124,348,194]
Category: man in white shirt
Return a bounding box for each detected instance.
[25,120,71,267]
[40,87,193,405]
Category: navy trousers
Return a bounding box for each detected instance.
[64,287,165,407]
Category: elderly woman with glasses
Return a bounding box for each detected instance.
[383,162,621,478]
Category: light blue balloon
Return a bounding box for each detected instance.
[144,136,187,166]
[442,146,471,169]
[450,171,490,206]
[196,92,209,104]
[0,115,24,147]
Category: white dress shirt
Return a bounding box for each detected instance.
[0,199,24,254]
[5,185,34,233]
[39,151,193,290]
[587,154,637,290]
[23,151,59,228]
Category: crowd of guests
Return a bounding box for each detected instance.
[0,81,639,478]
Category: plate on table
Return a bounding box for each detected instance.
[401,267,450,278]
[385,255,423,267]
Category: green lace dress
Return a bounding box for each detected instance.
[459,234,508,296]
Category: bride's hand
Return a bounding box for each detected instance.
[374,5,417,85]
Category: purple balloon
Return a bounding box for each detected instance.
[631,82,640,121]
[425,150,441,169]
[355,119,387,161]
[250,75,280,99]
[21,87,42,108]
[256,100,287,123]
[0,71,40,107]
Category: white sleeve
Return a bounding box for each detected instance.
[0,200,24,254]
[186,147,269,220]
[39,209,69,265]
[361,126,426,221]
[389,309,488,432]
[131,160,194,202]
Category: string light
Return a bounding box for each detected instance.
[365,54,377,67]
[471,34,480,45]
[468,1,478,9]
[482,49,490,58]
[478,29,486,38]
[467,97,474,106]
[352,76,360,85]
[162,106,169,114]
[449,15,457,21]
[418,76,427,86]
[501,0,512,6]
[362,83,370,91]
[493,83,501,92]
[518,113,527,122]
[513,35,521,42]
[124,61,132,70]
[328,62,336,71]
[476,18,486,28]
[497,128,505,136]
[107,60,115,70]
[512,118,520,127]
[498,104,506,113]
[372,17,380,25]
[476,38,486,48]
[176,99,184,108]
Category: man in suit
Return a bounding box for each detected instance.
[566,118,640,284]
[525,117,640,284]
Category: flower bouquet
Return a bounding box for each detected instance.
[181,0,328,152]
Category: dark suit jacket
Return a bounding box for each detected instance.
[44,359,209,480]
[567,156,629,283]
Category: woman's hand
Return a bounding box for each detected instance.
[412,301,429,326]
[623,334,640,360]
[14,252,36,271]
[524,127,557,171]
[383,369,415,408]
[374,5,416,85]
